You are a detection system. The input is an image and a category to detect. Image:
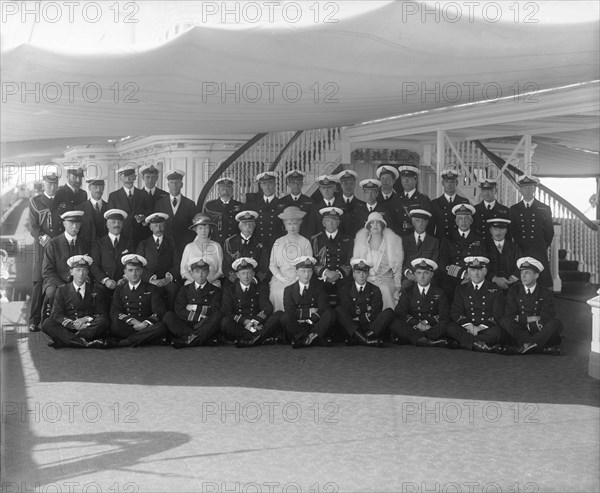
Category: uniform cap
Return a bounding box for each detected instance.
[235,210,259,222]
[487,217,511,228]
[441,168,460,179]
[104,208,128,221]
[189,257,210,271]
[256,171,277,182]
[60,210,84,222]
[67,254,93,268]
[337,170,358,181]
[517,257,544,273]
[317,175,338,187]
[452,203,476,215]
[117,165,136,176]
[65,164,86,176]
[517,174,540,186]
[232,257,258,271]
[398,165,420,176]
[359,178,382,190]
[376,165,399,180]
[139,164,160,175]
[121,254,147,267]
[284,170,305,180]
[145,212,169,224]
[165,169,185,181]
[294,256,317,269]
[319,207,343,219]
[479,178,497,189]
[215,177,235,186]
[350,258,372,271]
[464,256,490,268]
[411,258,438,271]
[85,176,106,186]
[409,208,432,219]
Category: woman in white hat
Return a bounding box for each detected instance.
[269,206,314,311]
[352,212,404,310]
[180,213,224,287]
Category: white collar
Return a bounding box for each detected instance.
[129,281,141,291]
[343,195,354,202]
[419,284,430,295]
[523,198,535,207]
[194,281,207,290]
[326,230,338,240]
[382,192,393,200]
[44,193,54,200]
[299,281,310,291]
[220,197,231,204]
[64,231,77,242]
[170,193,181,200]
[483,200,496,209]
[495,239,505,246]
[73,282,85,294]
[472,281,485,290]
[459,229,470,237]
[144,187,156,194]
[67,183,78,193]
[525,284,537,293]
[444,193,457,201]
[240,282,251,292]
[323,198,335,206]
[414,231,426,241]
[290,193,302,200]
[404,189,416,198]
[153,234,163,242]
[355,282,367,291]
[367,202,377,209]
[90,197,103,207]
[264,195,275,203]
[108,232,120,241]
[123,186,135,194]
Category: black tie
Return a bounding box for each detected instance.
[526,289,532,296]
[359,286,364,293]
[487,204,492,210]
[77,287,83,300]
[448,197,453,205]
[114,237,119,250]
[405,193,409,199]
[302,286,307,296]
[294,197,298,202]
[130,285,136,294]
[416,235,423,248]
[242,238,248,246]
[497,243,502,253]
[94,202,100,213]
[172,197,178,208]
[155,238,160,249]
[346,198,351,205]
[475,285,479,292]
[128,191,133,206]
[421,289,426,297]
[69,240,75,256]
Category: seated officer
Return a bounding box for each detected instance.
[390,258,452,347]
[223,210,269,285]
[486,217,521,292]
[42,255,109,349]
[335,259,394,347]
[164,257,223,348]
[500,257,563,355]
[439,203,486,301]
[90,209,134,303]
[311,207,353,306]
[401,209,440,290]
[447,256,504,352]
[109,254,168,347]
[283,256,336,348]
[136,212,180,310]
[42,210,86,310]
[220,257,282,347]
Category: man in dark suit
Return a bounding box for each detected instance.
[53,164,87,215]
[77,176,108,251]
[500,257,563,355]
[398,165,431,235]
[163,257,222,348]
[401,209,440,290]
[136,212,180,310]
[376,165,408,236]
[28,168,61,331]
[509,175,554,287]
[447,256,505,352]
[107,166,152,248]
[439,204,486,301]
[154,169,198,255]
[90,209,134,305]
[354,179,390,229]
[42,210,86,311]
[485,217,521,293]
[140,164,168,209]
[109,254,168,347]
[279,170,314,238]
[223,210,269,285]
[202,177,244,244]
[248,171,286,250]
[283,256,336,348]
[306,175,345,238]
[429,168,471,240]
[220,257,282,347]
[310,207,353,307]
[335,259,394,346]
[42,255,109,348]
[473,178,509,245]
[391,258,452,347]
[337,169,365,237]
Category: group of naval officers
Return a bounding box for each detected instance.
[28,161,562,354]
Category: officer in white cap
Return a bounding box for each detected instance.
[335,259,395,347]
[107,166,152,247]
[41,210,86,312]
[42,255,109,348]
[163,257,223,348]
[356,178,389,229]
[499,257,563,355]
[485,217,521,292]
[447,256,504,353]
[202,177,244,244]
[398,164,431,220]
[248,171,285,249]
[337,169,365,237]
[155,169,198,254]
[508,174,554,287]
[306,175,344,238]
[109,254,168,347]
[473,178,509,244]
[54,163,87,214]
[401,209,440,290]
[390,258,454,347]
[429,167,471,240]
[140,164,168,207]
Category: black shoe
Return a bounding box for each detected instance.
[353,330,381,347]
[472,341,493,353]
[105,337,122,348]
[291,338,307,349]
[47,338,66,349]
[157,337,170,346]
[85,339,108,349]
[261,337,279,346]
[540,345,561,356]
[29,323,40,332]
[305,332,320,347]
[446,338,462,350]
[520,342,538,354]
[490,344,520,355]
[68,336,88,348]
[235,333,261,348]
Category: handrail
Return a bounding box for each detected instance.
[196,133,268,209]
[269,131,303,172]
[473,140,598,231]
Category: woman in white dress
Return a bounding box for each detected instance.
[269,206,313,311]
[180,213,224,287]
[352,212,404,310]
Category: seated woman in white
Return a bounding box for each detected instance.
[180,213,223,287]
[269,206,313,311]
[352,212,404,310]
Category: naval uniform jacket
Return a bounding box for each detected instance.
[135,235,179,283]
[283,279,329,324]
[428,194,470,240]
[337,281,383,325]
[439,230,486,280]
[143,187,168,210]
[90,234,134,283]
[77,199,108,251]
[173,281,222,323]
[248,196,286,247]
[380,192,412,236]
[340,196,366,237]
[221,280,273,325]
[154,194,198,250]
[509,199,554,253]
[504,283,556,329]
[395,284,449,328]
[222,233,268,283]
[107,187,153,246]
[53,184,87,214]
[451,280,504,327]
[485,239,521,282]
[306,196,346,239]
[311,231,353,280]
[49,281,107,329]
[473,201,509,244]
[111,281,166,326]
[29,193,62,280]
[401,233,440,275]
[42,234,85,291]
[202,197,244,245]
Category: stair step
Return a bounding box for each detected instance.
[560,281,597,297]
[559,259,579,271]
[560,271,591,283]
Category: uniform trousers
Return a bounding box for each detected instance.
[499,317,563,348]
[390,319,448,345]
[284,308,336,343]
[111,320,168,347]
[163,311,223,346]
[220,312,284,342]
[335,307,395,339]
[446,322,502,349]
[42,314,110,346]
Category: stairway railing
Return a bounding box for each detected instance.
[474,140,599,284]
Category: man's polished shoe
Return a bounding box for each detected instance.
[352,330,378,347]
[261,337,279,346]
[235,333,261,348]
[305,332,320,347]
[85,339,108,349]
[472,341,493,353]
[104,337,122,348]
[540,345,561,356]
[29,323,40,332]
[491,344,520,355]
[416,337,449,348]
[446,338,462,350]
[520,342,538,354]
